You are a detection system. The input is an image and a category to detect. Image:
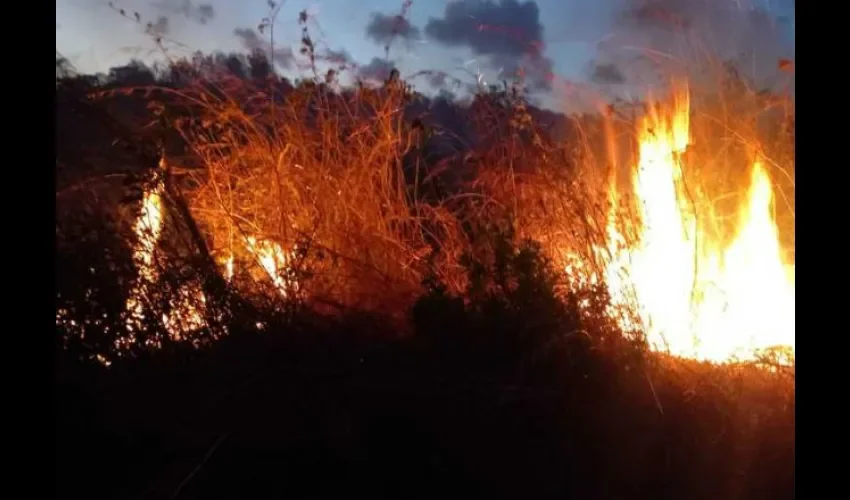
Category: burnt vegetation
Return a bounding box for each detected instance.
[55,44,794,500]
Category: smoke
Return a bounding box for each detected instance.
[590,63,626,85]
[233,28,295,69]
[426,71,448,88]
[146,16,170,36]
[357,57,397,82]
[324,48,353,67]
[366,12,421,46]
[596,0,794,88]
[152,0,216,25]
[424,1,555,90]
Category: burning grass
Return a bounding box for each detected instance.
[166,77,469,316]
[55,54,794,367]
[477,82,794,363]
[55,5,794,496]
[597,83,793,362]
[55,69,795,491]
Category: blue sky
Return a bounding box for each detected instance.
[57,0,794,109]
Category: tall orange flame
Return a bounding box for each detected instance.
[575,83,795,363]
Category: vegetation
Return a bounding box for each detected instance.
[55,43,794,499]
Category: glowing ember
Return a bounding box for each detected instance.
[161,284,207,339]
[574,83,795,364]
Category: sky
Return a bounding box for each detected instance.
[56,0,795,110]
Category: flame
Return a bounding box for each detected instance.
[123,179,205,345]
[124,185,165,333]
[119,176,295,352]
[245,236,296,297]
[224,254,234,281]
[574,83,795,364]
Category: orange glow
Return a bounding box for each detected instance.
[569,83,795,364]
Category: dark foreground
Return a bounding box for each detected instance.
[56,307,794,500]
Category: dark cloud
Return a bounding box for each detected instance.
[590,63,626,85]
[153,0,216,25]
[425,0,543,57]
[233,28,295,68]
[365,12,420,45]
[424,1,554,91]
[357,57,396,82]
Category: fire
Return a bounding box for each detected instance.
[245,236,297,297]
[579,83,795,363]
[123,170,205,345]
[119,163,297,352]
[124,184,166,334]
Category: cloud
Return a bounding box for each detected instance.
[357,57,396,82]
[365,12,420,46]
[590,63,626,84]
[233,28,295,68]
[153,0,216,25]
[424,1,554,90]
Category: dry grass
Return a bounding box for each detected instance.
[55,39,794,361]
[156,77,469,318]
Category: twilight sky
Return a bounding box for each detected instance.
[56,0,794,109]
